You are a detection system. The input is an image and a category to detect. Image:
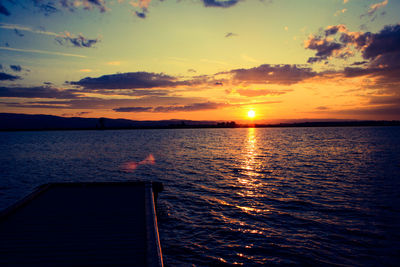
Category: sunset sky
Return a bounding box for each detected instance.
[1,0,399,122]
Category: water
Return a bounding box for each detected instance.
[1,127,400,266]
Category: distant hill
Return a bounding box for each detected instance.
[0,113,217,131]
[0,113,399,131]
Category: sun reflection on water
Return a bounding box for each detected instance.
[237,127,263,199]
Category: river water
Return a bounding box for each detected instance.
[1,127,399,266]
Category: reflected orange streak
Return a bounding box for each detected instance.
[121,154,155,172]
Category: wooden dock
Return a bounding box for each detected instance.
[0,181,164,266]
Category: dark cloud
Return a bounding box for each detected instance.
[135,11,146,19]
[306,23,400,67]
[188,69,197,73]
[324,24,400,89]
[324,25,346,36]
[56,32,100,48]
[59,0,107,12]
[113,107,152,112]
[225,32,237,38]
[154,102,225,112]
[305,37,344,63]
[10,65,22,72]
[69,72,191,89]
[33,1,59,15]
[14,29,24,37]
[0,64,2,70]
[113,102,228,113]
[362,24,400,62]
[88,88,169,97]
[351,61,368,66]
[202,0,241,8]
[228,64,316,85]
[0,86,81,99]
[0,72,20,81]
[0,3,10,16]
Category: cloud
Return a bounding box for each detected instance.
[227,64,317,85]
[304,36,345,63]
[79,69,92,72]
[56,31,101,48]
[69,72,193,89]
[129,0,150,18]
[0,72,20,81]
[0,86,81,99]
[135,10,147,18]
[318,24,400,79]
[129,0,152,9]
[59,0,108,13]
[154,102,226,112]
[202,0,241,8]
[107,61,121,66]
[362,24,400,63]
[0,3,10,16]
[305,24,374,63]
[14,29,24,37]
[361,0,388,18]
[113,106,152,112]
[34,1,59,16]
[225,32,238,38]
[236,89,289,97]
[10,65,22,72]
[1,96,205,110]
[334,8,347,16]
[0,46,87,58]
[0,23,58,36]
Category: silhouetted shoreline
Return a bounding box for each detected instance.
[1,113,399,131]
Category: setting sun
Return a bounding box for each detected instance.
[247,110,256,119]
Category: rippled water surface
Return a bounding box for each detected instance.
[1,127,400,266]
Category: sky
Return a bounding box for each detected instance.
[0,0,399,122]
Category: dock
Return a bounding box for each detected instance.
[0,181,164,266]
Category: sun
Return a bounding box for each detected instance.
[247,110,255,119]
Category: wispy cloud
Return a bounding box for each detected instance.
[0,23,58,36]
[0,72,20,81]
[113,101,227,113]
[0,86,81,99]
[10,65,22,72]
[56,31,101,48]
[113,106,152,112]
[236,89,289,97]
[0,46,87,58]
[226,64,317,85]
[334,8,347,16]
[361,0,388,19]
[225,32,238,38]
